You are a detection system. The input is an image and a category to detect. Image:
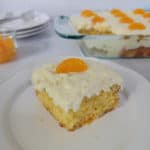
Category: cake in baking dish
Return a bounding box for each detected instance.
[70,8,150,35]
[32,58,123,131]
[70,9,150,57]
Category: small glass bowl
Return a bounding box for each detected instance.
[0,28,17,63]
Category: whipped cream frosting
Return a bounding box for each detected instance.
[70,11,150,35]
[32,59,123,112]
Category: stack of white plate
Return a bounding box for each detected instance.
[0,11,50,39]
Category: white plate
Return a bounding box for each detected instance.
[16,25,49,39]
[0,57,150,150]
[0,11,50,31]
[16,22,49,35]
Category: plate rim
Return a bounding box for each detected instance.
[16,25,49,39]
[16,22,50,35]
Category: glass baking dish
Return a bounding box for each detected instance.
[54,15,150,58]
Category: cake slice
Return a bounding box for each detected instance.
[32,58,123,131]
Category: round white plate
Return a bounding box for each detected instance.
[16,27,48,39]
[0,11,50,31]
[16,23,49,39]
[16,22,49,35]
[0,57,150,150]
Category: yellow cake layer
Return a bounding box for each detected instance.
[35,84,120,131]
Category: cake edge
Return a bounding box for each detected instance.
[35,84,120,131]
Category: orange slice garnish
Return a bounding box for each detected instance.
[133,8,145,15]
[92,16,105,24]
[81,9,96,17]
[111,9,126,17]
[111,9,121,14]
[128,22,146,30]
[55,58,88,74]
[113,12,126,17]
[119,17,134,24]
[143,12,150,18]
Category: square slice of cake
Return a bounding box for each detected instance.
[32,58,123,131]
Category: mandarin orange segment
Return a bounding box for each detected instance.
[55,58,88,74]
[0,34,16,63]
[0,54,15,63]
[110,9,121,14]
[0,46,4,54]
[114,12,126,17]
[0,49,16,63]
[143,13,150,18]
[0,34,3,41]
[128,22,146,30]
[133,8,145,15]
[3,37,15,50]
[92,16,105,24]
[0,34,5,47]
[81,9,96,17]
[111,9,126,17]
[119,17,134,24]
[0,39,7,50]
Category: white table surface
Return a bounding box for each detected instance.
[0,21,150,84]
[1,0,150,15]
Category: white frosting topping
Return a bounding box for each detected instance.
[70,10,150,35]
[32,59,123,112]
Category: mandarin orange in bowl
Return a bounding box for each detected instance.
[0,32,16,64]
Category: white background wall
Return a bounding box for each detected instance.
[0,0,150,15]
